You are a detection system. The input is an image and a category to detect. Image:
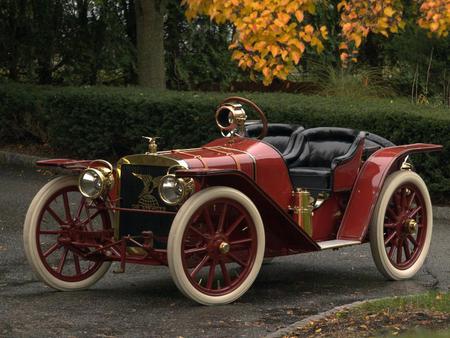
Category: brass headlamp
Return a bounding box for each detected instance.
[215,103,247,137]
[158,165,194,206]
[78,160,114,199]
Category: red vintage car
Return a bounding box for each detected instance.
[23,97,442,305]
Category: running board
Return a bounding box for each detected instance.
[318,240,361,250]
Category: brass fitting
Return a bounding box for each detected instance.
[143,136,160,154]
[289,188,313,237]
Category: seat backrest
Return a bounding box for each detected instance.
[245,123,300,153]
[288,127,359,168]
[363,132,395,159]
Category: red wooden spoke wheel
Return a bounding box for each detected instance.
[23,176,111,290]
[182,198,257,295]
[168,187,265,305]
[370,171,432,280]
[383,183,427,269]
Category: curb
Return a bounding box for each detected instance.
[1,150,450,221]
[264,300,366,338]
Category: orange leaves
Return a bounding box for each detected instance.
[295,10,304,22]
[291,50,301,64]
[184,0,449,85]
[337,0,448,67]
[182,0,327,85]
[277,12,291,25]
[418,0,449,37]
[384,6,396,17]
[337,0,404,66]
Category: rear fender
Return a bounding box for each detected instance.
[177,168,320,254]
[337,144,442,241]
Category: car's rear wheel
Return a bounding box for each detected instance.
[370,171,432,280]
[167,187,265,305]
[23,176,111,291]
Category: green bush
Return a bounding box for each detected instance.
[0,83,449,201]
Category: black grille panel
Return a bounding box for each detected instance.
[119,164,175,248]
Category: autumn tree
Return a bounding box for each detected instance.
[182,0,450,85]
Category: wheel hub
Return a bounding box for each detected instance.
[405,218,418,234]
[219,241,230,254]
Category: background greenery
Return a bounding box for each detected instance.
[0,83,448,201]
[0,0,448,103]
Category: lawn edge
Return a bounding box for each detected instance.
[264,299,367,338]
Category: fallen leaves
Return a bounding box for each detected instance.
[286,302,450,338]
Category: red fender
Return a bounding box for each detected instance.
[337,143,442,241]
[176,168,320,255]
[36,158,91,171]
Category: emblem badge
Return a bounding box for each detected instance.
[132,173,165,211]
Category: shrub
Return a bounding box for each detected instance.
[0,83,449,201]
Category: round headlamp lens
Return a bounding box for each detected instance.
[159,175,185,205]
[79,169,104,198]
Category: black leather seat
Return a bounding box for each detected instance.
[245,123,302,153]
[363,132,395,159]
[286,127,365,191]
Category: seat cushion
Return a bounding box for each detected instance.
[286,127,358,168]
[262,135,292,152]
[289,167,331,191]
[245,123,300,153]
[305,140,352,167]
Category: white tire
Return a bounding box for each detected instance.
[370,170,432,280]
[168,187,265,305]
[23,176,111,291]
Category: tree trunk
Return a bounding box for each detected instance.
[135,0,166,89]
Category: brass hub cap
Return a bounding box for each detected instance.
[219,241,230,254]
[405,218,418,234]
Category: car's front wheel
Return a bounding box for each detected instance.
[23,176,111,291]
[167,187,265,305]
[370,170,432,280]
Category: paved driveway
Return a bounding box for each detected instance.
[0,164,448,337]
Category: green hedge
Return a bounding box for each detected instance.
[1,83,449,201]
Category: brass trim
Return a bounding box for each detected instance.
[406,218,418,234]
[78,166,114,199]
[401,155,413,170]
[215,146,257,181]
[215,103,247,136]
[171,150,209,169]
[219,241,230,254]
[289,189,313,236]
[157,147,203,155]
[203,146,242,171]
[156,145,256,180]
[158,174,194,206]
[114,154,188,240]
[142,136,160,154]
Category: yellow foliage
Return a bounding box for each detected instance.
[182,0,327,85]
[182,0,450,84]
[418,0,449,37]
[337,0,405,65]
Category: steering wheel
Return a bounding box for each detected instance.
[219,96,268,140]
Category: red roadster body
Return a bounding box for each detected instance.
[23,97,442,305]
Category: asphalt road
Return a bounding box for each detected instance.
[0,164,448,338]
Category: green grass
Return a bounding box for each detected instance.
[394,328,450,338]
[357,291,450,314]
